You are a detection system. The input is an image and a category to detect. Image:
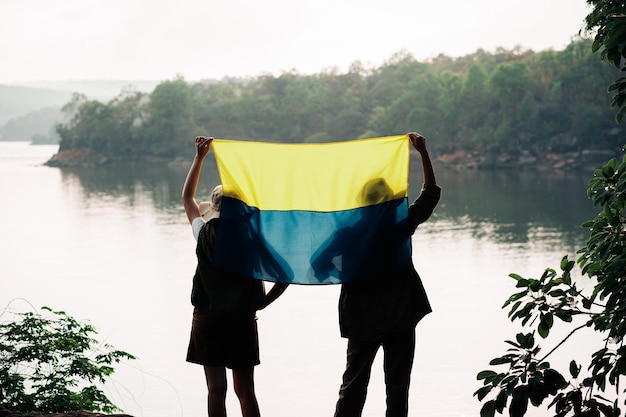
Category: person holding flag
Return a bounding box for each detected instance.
[182,135,288,417]
[332,132,441,417]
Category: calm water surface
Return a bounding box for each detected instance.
[0,142,602,417]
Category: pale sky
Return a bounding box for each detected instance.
[0,0,592,84]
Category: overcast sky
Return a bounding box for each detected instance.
[0,0,592,84]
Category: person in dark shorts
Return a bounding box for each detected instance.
[182,135,288,417]
[332,132,441,417]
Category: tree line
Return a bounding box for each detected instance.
[56,37,623,162]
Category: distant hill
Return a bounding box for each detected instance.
[0,80,159,141]
[14,80,160,101]
[0,107,64,142]
[0,85,72,126]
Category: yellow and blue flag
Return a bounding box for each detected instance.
[211,135,412,285]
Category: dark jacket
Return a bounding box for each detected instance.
[338,184,441,340]
[191,218,265,317]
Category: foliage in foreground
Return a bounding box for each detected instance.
[474,3,626,415]
[0,306,136,413]
[474,149,626,416]
[586,0,626,123]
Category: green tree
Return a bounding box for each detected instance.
[104,87,147,158]
[0,306,135,413]
[53,38,622,160]
[457,64,491,146]
[487,61,534,146]
[57,99,121,157]
[194,79,245,139]
[57,90,145,160]
[586,1,626,122]
[474,1,626,416]
[475,152,626,417]
[383,67,441,136]
[438,71,464,142]
[557,39,620,150]
[317,68,369,141]
[139,77,199,158]
[56,93,93,151]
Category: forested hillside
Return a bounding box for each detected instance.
[51,38,624,167]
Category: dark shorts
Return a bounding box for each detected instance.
[186,307,260,369]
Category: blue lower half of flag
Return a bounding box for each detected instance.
[212,197,413,285]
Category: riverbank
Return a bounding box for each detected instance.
[435,147,623,170]
[44,145,624,171]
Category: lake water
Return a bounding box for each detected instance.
[0,141,603,417]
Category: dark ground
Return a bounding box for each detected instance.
[0,411,133,417]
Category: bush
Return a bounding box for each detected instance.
[0,306,135,413]
[474,148,626,417]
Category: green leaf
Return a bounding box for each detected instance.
[595,373,607,391]
[503,292,526,309]
[543,369,567,393]
[480,399,496,417]
[516,333,535,349]
[528,280,541,292]
[581,220,595,228]
[608,158,617,170]
[507,301,522,318]
[569,361,580,379]
[477,370,499,381]
[554,310,573,323]
[495,390,508,412]
[490,355,516,366]
[538,314,553,339]
[560,257,574,273]
[474,386,493,401]
[510,385,529,417]
[547,289,566,298]
[527,379,546,407]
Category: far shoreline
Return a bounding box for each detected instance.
[41,145,624,172]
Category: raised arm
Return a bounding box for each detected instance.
[182,136,213,224]
[408,132,436,186]
[406,132,440,227]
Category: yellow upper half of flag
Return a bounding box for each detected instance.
[212,135,410,212]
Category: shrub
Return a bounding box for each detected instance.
[0,306,136,413]
[474,149,626,417]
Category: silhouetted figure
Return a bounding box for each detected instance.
[331,132,441,417]
[182,136,288,417]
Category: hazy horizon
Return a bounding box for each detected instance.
[1,0,592,84]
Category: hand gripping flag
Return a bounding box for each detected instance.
[211,135,412,285]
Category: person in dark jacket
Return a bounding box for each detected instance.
[333,132,441,417]
[182,135,288,417]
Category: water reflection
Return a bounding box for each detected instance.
[58,159,600,250]
[1,142,608,417]
[57,159,221,214]
[430,167,598,248]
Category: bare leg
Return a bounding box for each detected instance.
[232,367,261,417]
[204,365,227,417]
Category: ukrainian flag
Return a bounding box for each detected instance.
[211,135,412,285]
